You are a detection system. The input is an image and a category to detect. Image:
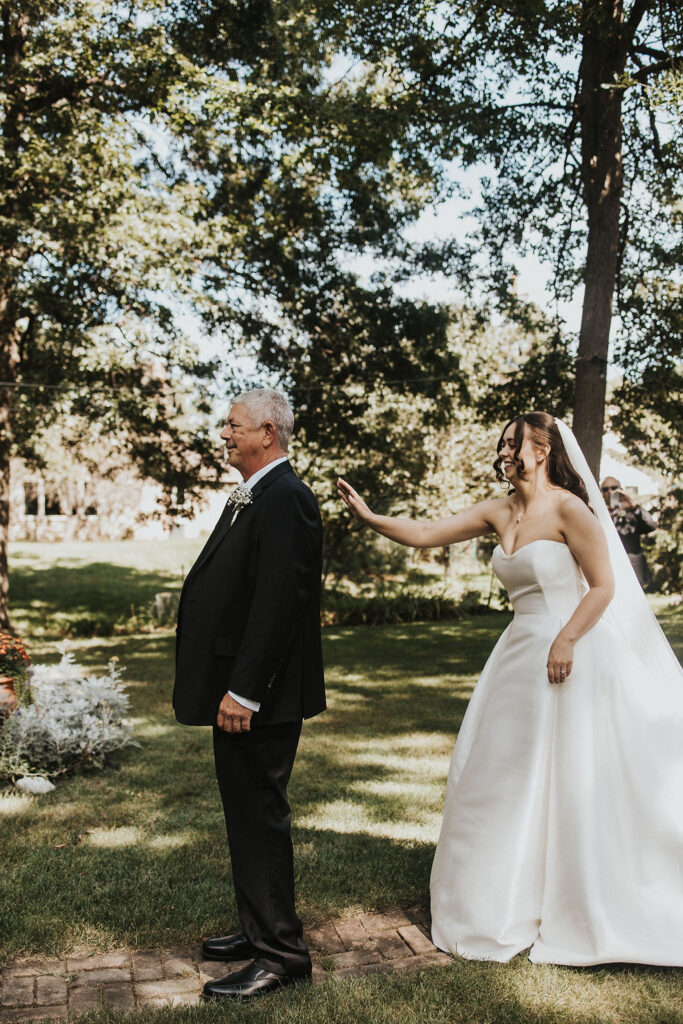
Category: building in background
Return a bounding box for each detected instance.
[10,457,239,542]
[599,432,663,506]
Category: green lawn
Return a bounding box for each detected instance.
[1,614,502,957]
[2,540,682,1024]
[54,963,683,1024]
[8,539,202,636]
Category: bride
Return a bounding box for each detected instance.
[338,412,683,966]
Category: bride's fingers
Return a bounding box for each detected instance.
[337,479,367,513]
[547,662,572,684]
[337,487,361,519]
[337,486,356,509]
[337,478,359,501]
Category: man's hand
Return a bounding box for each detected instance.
[217,692,254,733]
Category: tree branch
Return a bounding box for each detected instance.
[632,52,673,172]
[562,55,583,171]
[23,73,121,111]
[625,0,654,37]
[498,101,572,110]
[629,54,682,81]
[632,44,671,59]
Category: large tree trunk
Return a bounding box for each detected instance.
[0,7,28,631]
[573,0,650,477]
[0,297,18,632]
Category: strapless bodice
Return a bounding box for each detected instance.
[492,539,585,620]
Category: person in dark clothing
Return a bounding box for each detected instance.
[601,476,656,588]
[173,388,325,1001]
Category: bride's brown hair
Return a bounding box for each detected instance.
[494,412,590,507]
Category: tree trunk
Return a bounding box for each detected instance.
[573,0,646,477]
[0,8,29,632]
[0,297,18,632]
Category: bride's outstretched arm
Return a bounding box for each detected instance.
[337,478,498,548]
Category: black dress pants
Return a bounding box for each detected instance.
[212,720,311,977]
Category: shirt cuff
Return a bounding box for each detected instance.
[228,690,261,712]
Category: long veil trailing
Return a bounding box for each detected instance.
[431,418,683,966]
[555,417,683,690]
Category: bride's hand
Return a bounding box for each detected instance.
[547,633,574,685]
[337,478,374,525]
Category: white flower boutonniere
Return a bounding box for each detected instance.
[227,482,253,525]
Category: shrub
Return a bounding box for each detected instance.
[648,487,683,594]
[55,593,180,638]
[56,613,121,638]
[321,583,495,627]
[0,650,133,781]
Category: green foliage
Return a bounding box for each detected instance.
[296,307,516,581]
[322,582,494,627]
[169,0,682,478]
[2,1,681,617]
[292,1,682,457]
[649,486,683,594]
[611,367,683,480]
[1,1,225,524]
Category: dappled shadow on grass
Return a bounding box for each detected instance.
[1,619,503,959]
[4,608,683,1018]
[3,621,683,1024]
[0,821,435,959]
[10,561,183,635]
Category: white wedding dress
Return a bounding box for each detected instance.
[430,538,683,966]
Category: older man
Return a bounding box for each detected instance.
[173,388,325,1000]
[601,476,657,588]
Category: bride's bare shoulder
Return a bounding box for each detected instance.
[555,488,586,508]
[556,489,598,530]
[481,494,515,527]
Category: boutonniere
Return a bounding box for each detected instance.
[227,482,253,525]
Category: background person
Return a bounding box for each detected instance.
[600,476,656,588]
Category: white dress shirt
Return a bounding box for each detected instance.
[228,456,289,713]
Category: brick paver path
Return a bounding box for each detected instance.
[1,907,449,1021]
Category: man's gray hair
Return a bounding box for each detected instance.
[234,388,295,451]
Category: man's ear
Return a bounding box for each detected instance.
[262,420,276,447]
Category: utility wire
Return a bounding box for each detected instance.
[0,375,455,394]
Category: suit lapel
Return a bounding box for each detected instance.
[188,461,294,577]
[184,498,234,581]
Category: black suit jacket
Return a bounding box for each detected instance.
[173,461,326,726]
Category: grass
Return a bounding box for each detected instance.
[51,963,683,1024]
[8,540,201,636]
[2,540,682,1023]
[1,616,501,956]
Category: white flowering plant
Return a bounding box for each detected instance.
[0,649,133,781]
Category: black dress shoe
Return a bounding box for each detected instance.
[202,962,311,1000]
[201,933,256,962]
